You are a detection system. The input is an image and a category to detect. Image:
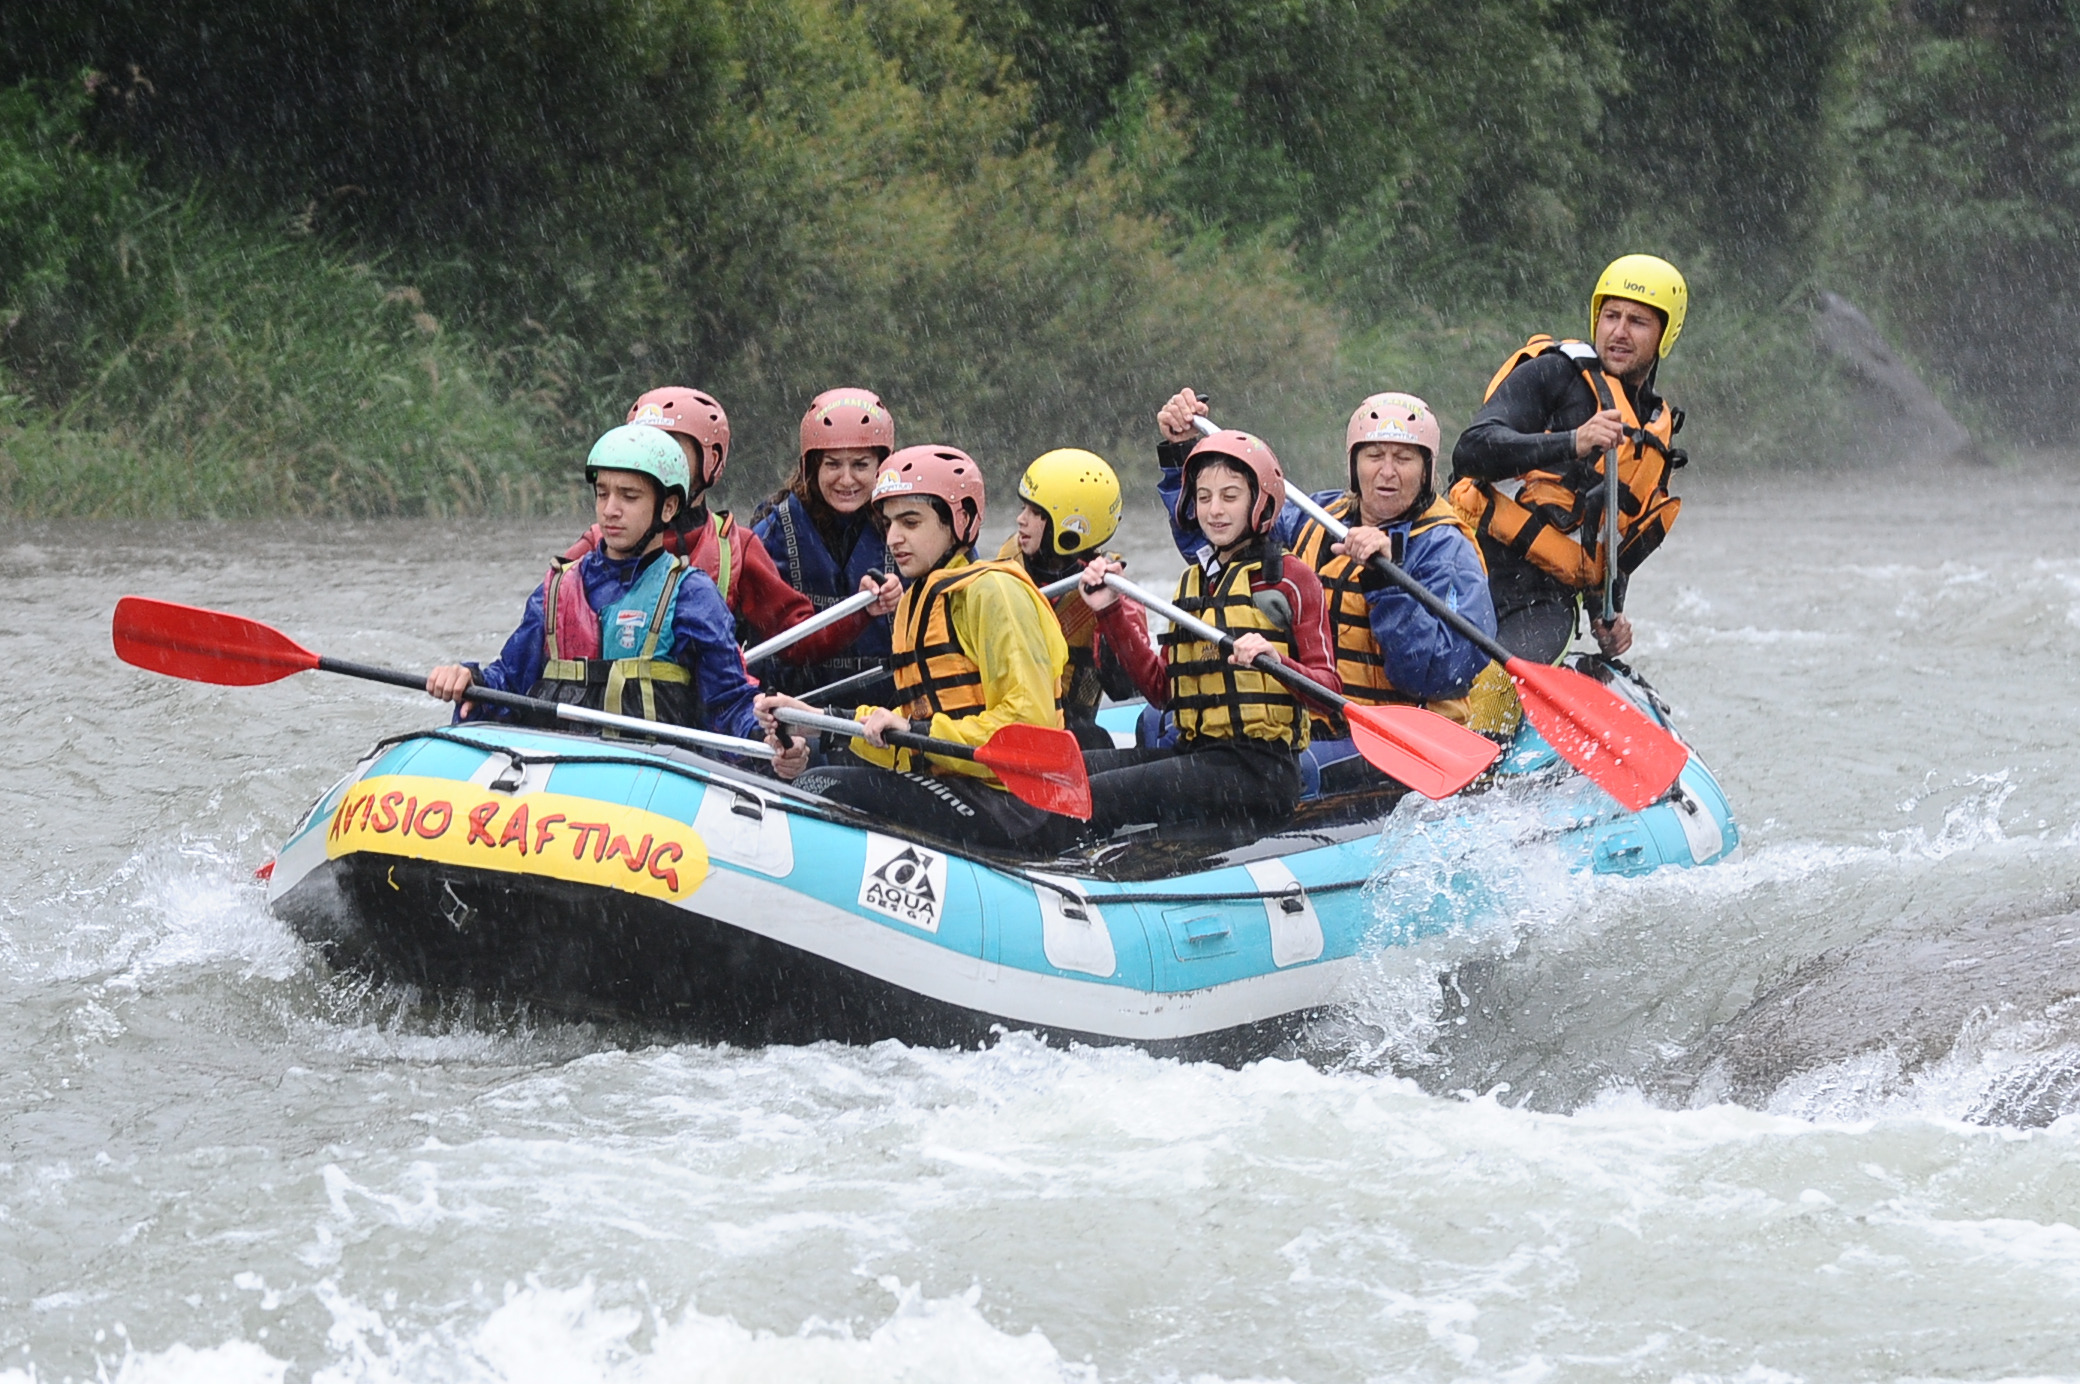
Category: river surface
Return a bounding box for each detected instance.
[4,465,2080,1382]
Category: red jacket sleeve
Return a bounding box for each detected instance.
[729,534,870,664]
[1094,599,1168,706]
[563,521,868,665]
[1267,560,1342,696]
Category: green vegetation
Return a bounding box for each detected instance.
[1,0,2074,516]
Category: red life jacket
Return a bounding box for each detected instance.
[541,558,601,658]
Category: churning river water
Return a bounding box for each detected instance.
[5,463,2080,1382]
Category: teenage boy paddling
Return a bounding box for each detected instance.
[1075,424,1339,838]
[755,447,1068,847]
[427,425,811,780]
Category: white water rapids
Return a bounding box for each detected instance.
[4,464,2080,1381]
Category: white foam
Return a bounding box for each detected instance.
[287,1275,1101,1384]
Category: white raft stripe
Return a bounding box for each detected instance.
[686,867,1355,1042]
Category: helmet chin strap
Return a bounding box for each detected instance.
[613,483,680,559]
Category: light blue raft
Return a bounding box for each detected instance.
[267,660,1736,1056]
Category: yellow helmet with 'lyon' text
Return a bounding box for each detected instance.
[1591,255,1688,357]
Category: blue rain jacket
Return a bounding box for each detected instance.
[465,547,762,741]
[1362,517,1497,700]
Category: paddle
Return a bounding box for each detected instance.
[1602,440,1621,624]
[1093,571,1497,799]
[1250,438,1690,812]
[740,569,887,665]
[1039,573,1083,599]
[773,707,1092,820]
[797,665,892,706]
[112,596,779,761]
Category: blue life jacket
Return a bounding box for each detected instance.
[535,552,700,726]
[753,493,894,693]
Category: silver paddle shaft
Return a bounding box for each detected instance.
[741,583,880,665]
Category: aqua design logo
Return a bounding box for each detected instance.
[858,833,947,932]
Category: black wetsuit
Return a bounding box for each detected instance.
[1451,352,1667,663]
[794,755,1054,850]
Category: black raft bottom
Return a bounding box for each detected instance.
[276,858,1316,1064]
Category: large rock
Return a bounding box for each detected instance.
[1676,904,2080,1123]
[1814,291,1981,464]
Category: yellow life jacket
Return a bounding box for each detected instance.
[1163,557,1308,751]
[1289,494,1484,731]
[888,556,1035,721]
[1449,335,1684,589]
[996,535,1111,723]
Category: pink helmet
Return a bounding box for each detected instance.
[1346,392,1440,467]
[871,444,986,546]
[1180,429,1286,535]
[627,387,731,489]
[800,388,895,471]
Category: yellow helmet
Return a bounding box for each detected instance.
[1591,254,1688,357]
[1017,448,1122,556]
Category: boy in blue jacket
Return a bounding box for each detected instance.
[426,425,809,778]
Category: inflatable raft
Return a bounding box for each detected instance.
[267,659,1736,1057]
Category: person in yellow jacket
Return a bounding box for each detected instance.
[1449,254,1690,663]
[997,447,1151,750]
[755,445,1070,847]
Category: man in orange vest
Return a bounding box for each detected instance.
[1449,255,1690,664]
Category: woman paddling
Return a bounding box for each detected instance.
[427,425,811,780]
[1074,424,1339,839]
[754,447,1070,848]
[1286,393,1499,793]
[560,388,901,672]
[998,448,1149,750]
[751,388,902,696]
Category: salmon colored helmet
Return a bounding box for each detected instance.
[871,444,986,547]
[800,388,895,470]
[1346,392,1441,486]
[627,387,731,489]
[1180,429,1286,535]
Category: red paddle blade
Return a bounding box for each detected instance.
[1342,702,1501,799]
[973,723,1094,820]
[112,596,320,687]
[1507,658,1690,811]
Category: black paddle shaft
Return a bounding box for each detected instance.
[1344,551,1516,669]
[319,655,654,724]
[319,655,594,720]
[884,727,978,763]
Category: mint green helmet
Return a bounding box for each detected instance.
[585,423,690,499]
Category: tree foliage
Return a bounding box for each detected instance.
[0,0,2076,519]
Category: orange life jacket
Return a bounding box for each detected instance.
[888,557,1035,721]
[1289,494,1483,730]
[1449,336,1684,589]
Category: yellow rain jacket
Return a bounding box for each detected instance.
[851,553,1068,787]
